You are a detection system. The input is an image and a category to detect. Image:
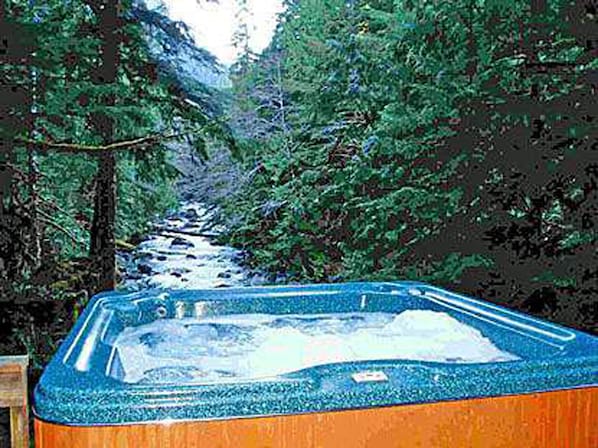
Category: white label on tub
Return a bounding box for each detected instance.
[351,371,389,383]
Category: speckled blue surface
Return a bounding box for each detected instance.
[34,281,598,426]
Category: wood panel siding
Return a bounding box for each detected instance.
[35,387,598,448]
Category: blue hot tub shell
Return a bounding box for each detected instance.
[34,281,598,426]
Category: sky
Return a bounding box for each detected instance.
[160,0,285,66]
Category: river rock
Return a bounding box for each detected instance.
[230,251,248,264]
[120,202,269,291]
[137,263,153,275]
[134,251,153,260]
[182,208,199,221]
[157,250,182,256]
[128,233,145,246]
[170,236,194,248]
[248,273,268,286]
[275,273,288,284]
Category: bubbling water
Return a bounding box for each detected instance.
[112,310,518,384]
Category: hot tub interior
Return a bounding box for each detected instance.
[65,283,572,386]
[110,311,520,384]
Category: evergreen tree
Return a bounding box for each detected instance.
[223,0,597,331]
[86,0,120,291]
[0,0,233,292]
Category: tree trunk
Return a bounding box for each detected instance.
[90,150,116,290]
[89,0,119,292]
[26,67,41,271]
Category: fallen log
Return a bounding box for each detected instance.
[152,226,221,238]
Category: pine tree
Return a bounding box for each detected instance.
[1,0,234,291]
[85,0,120,291]
[223,0,597,330]
[0,0,39,278]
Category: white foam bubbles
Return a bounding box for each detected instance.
[112,310,518,384]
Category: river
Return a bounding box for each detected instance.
[119,202,270,291]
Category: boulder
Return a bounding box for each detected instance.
[170,236,194,248]
[182,208,199,221]
[137,263,153,275]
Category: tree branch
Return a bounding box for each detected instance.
[38,215,84,246]
[16,133,183,154]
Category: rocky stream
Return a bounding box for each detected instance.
[118,202,275,291]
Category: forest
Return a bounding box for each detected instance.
[223,0,597,334]
[0,0,596,388]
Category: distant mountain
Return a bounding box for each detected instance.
[133,0,231,90]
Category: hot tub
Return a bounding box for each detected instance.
[34,282,598,447]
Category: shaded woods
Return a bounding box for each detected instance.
[222,0,597,333]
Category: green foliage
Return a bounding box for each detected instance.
[116,156,179,240]
[223,0,597,331]
[1,0,227,266]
